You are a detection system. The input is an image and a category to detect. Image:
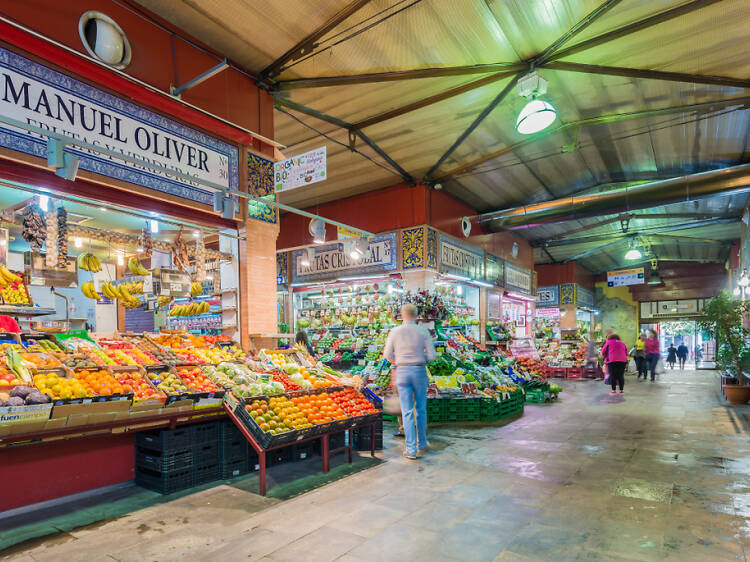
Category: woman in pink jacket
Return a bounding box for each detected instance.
[644,329,660,381]
[601,334,628,394]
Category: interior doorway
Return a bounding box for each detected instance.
[639,320,715,370]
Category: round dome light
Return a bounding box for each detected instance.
[624,249,642,260]
[79,11,132,69]
[516,99,557,135]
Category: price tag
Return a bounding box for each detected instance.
[427,384,439,397]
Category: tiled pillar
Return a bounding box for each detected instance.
[239,218,280,351]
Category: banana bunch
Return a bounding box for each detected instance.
[100,281,144,309]
[76,253,101,272]
[190,282,203,297]
[121,298,143,309]
[168,301,210,317]
[80,281,102,300]
[128,257,149,276]
[0,264,22,287]
[156,296,173,308]
[100,282,119,300]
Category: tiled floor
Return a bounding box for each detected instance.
[4,369,750,561]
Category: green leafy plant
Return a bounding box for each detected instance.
[697,292,750,380]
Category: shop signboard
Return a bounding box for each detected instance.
[484,253,504,286]
[577,286,594,308]
[504,262,532,294]
[274,147,326,192]
[336,225,359,239]
[536,285,558,306]
[0,47,239,205]
[438,236,484,280]
[607,267,644,287]
[292,232,397,282]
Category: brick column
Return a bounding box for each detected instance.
[239,219,280,351]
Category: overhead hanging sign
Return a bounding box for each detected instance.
[504,262,532,294]
[292,232,397,282]
[536,285,559,306]
[439,236,484,280]
[274,146,326,192]
[607,267,644,287]
[0,47,238,205]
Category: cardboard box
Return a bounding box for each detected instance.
[0,416,65,439]
[0,403,53,426]
[51,399,131,419]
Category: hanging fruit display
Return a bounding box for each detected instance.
[80,281,102,300]
[173,227,189,272]
[127,256,149,276]
[77,252,102,272]
[22,204,46,253]
[139,225,153,258]
[195,231,206,282]
[45,207,58,268]
[57,206,69,268]
[156,295,173,308]
[190,282,203,297]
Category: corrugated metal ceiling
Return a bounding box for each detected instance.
[136,0,750,271]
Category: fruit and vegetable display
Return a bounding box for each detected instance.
[0,385,51,406]
[174,367,221,393]
[112,370,164,402]
[145,369,190,396]
[0,265,30,305]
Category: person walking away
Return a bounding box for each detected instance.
[631,333,647,380]
[677,342,688,369]
[383,303,436,460]
[667,343,677,370]
[645,329,660,381]
[602,333,628,394]
[295,331,315,357]
[584,335,601,379]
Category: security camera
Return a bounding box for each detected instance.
[461,217,471,238]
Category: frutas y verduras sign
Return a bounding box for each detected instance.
[274,146,326,192]
[0,47,238,205]
[293,232,397,281]
[504,262,532,294]
[439,237,484,280]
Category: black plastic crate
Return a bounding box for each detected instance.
[194,462,220,485]
[136,426,193,452]
[136,446,193,472]
[219,420,245,441]
[193,420,221,444]
[329,431,347,450]
[221,439,249,462]
[136,466,193,494]
[290,441,316,462]
[220,458,249,479]
[194,441,220,464]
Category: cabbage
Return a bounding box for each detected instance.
[5,396,24,406]
[284,365,300,375]
[25,391,51,404]
[10,386,34,399]
[300,380,313,390]
[290,373,304,383]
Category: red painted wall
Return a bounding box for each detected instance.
[536,262,594,290]
[427,189,478,239]
[0,1,273,154]
[0,435,134,511]
[277,183,429,248]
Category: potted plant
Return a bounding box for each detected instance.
[698,292,750,404]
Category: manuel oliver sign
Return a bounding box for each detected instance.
[0,47,238,205]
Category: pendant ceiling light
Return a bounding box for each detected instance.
[516,99,557,135]
[624,248,642,260]
[515,71,556,135]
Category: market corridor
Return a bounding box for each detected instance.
[5,369,750,562]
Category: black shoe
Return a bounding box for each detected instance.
[393,432,405,438]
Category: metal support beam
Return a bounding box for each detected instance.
[274,98,413,182]
[425,74,521,180]
[564,237,630,262]
[548,218,737,249]
[353,70,521,129]
[170,60,229,97]
[544,61,750,90]
[276,62,527,90]
[262,0,373,78]
[548,0,725,62]
[534,0,623,65]
[434,95,750,181]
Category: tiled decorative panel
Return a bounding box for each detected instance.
[560,283,576,305]
[426,228,438,269]
[401,227,425,270]
[247,152,276,223]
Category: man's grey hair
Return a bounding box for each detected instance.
[401,303,417,320]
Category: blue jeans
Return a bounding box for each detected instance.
[646,353,659,380]
[396,365,428,456]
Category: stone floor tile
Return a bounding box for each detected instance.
[504,522,587,561]
[327,503,408,538]
[266,525,364,562]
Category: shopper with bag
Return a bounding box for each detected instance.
[666,343,677,370]
[645,329,660,381]
[631,333,647,380]
[383,303,436,460]
[602,333,628,394]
